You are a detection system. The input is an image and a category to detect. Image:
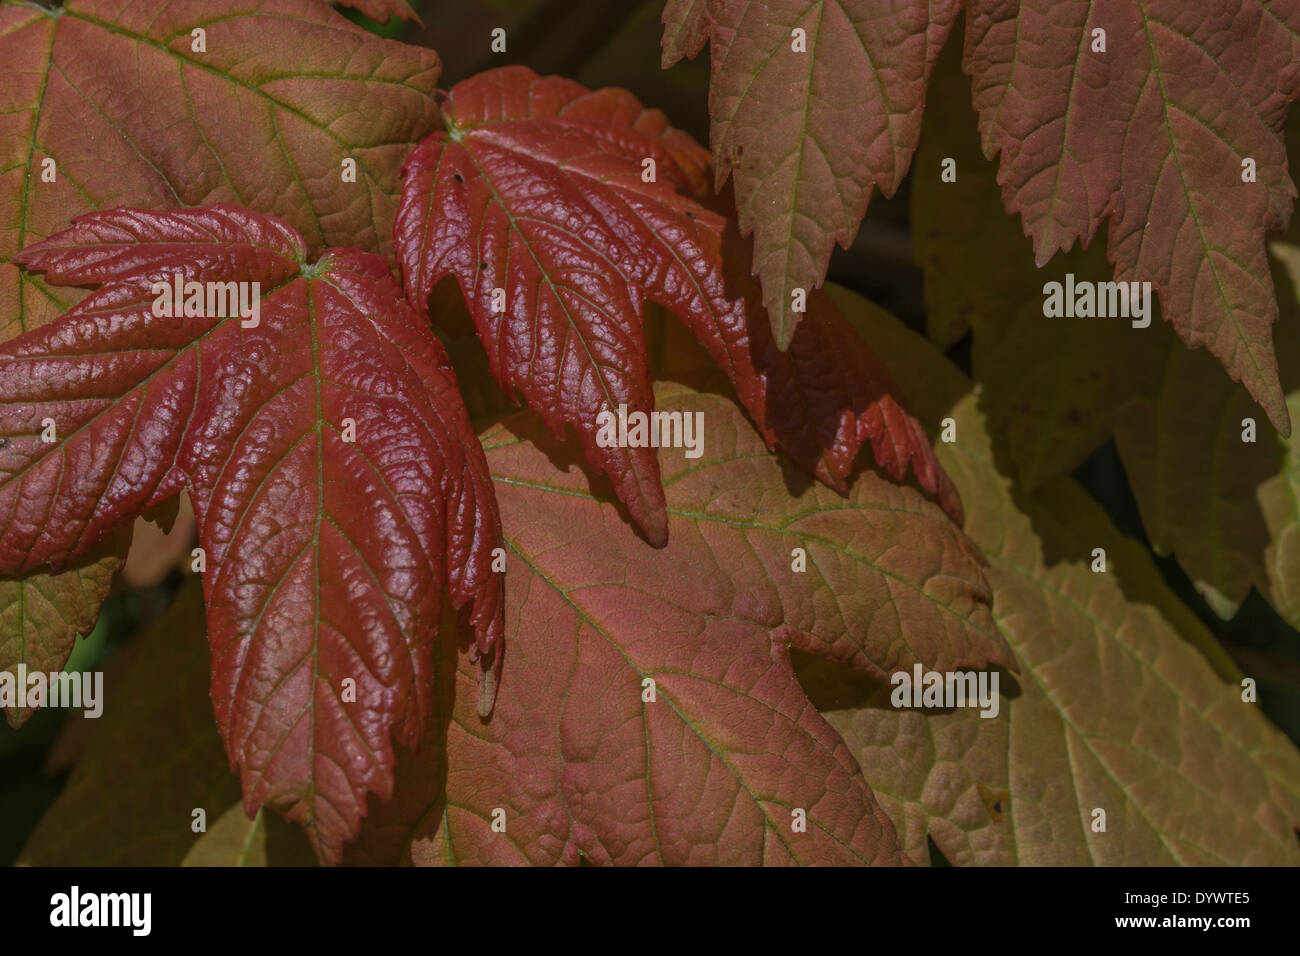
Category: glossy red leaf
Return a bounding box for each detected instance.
[3,205,503,864]
[396,65,961,544]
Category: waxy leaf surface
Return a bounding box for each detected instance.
[396,65,960,545]
[348,380,1012,865]
[2,205,504,864]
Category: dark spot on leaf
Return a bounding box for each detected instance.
[686,211,695,219]
[454,173,464,182]
[978,784,1008,822]
[479,261,487,270]
[0,437,8,449]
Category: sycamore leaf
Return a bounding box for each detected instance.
[0,0,441,340]
[3,205,504,864]
[396,65,961,545]
[182,807,271,867]
[1116,344,1291,623]
[660,0,960,347]
[661,0,709,67]
[347,380,1012,865]
[665,1,1300,424]
[809,289,1300,865]
[1110,112,1300,627]
[0,527,124,726]
[912,42,1173,489]
[964,0,1300,433]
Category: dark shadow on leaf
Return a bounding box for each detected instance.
[482,406,664,549]
[790,649,1022,717]
[343,598,461,866]
[264,809,319,866]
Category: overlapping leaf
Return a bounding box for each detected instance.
[182,806,316,866]
[919,49,1300,626]
[2,205,503,864]
[347,380,1012,865]
[0,2,442,709]
[0,527,124,726]
[912,42,1172,489]
[808,288,1300,865]
[964,0,1300,432]
[1106,100,1300,623]
[0,0,441,339]
[1116,241,1300,626]
[664,1,1300,429]
[661,0,959,346]
[396,65,960,546]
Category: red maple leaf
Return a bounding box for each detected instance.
[396,66,960,546]
[2,205,503,863]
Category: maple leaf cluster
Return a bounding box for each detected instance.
[1,0,1298,868]
[0,0,961,864]
[665,0,1300,431]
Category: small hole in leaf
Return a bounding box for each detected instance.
[686,212,695,219]
[0,437,8,449]
[454,173,464,183]
[479,261,487,270]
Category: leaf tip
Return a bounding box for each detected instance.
[1264,388,1291,437]
[771,314,799,351]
